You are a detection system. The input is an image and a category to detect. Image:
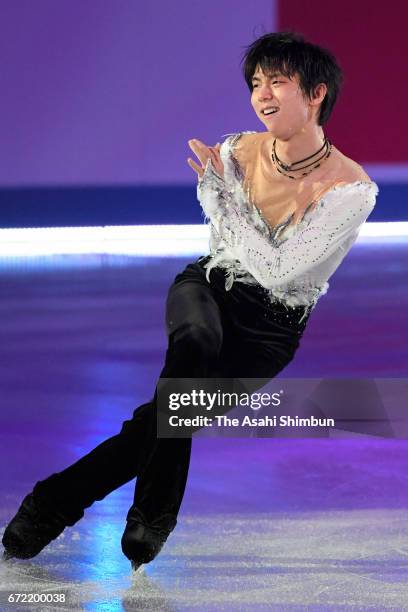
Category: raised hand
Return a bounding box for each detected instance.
[187,139,224,179]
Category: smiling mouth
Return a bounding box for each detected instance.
[262,109,279,116]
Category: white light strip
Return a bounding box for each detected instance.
[360,222,408,237]
[0,223,406,257]
[0,225,209,257]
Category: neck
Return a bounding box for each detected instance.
[270,125,325,166]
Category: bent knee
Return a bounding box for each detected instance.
[173,323,222,357]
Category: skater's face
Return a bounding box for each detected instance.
[250,64,326,139]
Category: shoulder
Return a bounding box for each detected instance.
[220,130,261,152]
[221,130,260,144]
[331,146,372,184]
[321,147,378,205]
[220,130,261,168]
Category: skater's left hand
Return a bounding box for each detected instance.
[187,139,224,179]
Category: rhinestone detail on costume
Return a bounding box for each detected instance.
[196,132,379,323]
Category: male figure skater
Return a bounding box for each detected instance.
[3,31,378,570]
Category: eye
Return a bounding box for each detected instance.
[252,80,282,89]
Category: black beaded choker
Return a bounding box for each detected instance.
[272,137,332,180]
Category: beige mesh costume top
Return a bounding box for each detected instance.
[197,131,379,322]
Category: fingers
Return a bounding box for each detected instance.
[187,157,204,177]
[188,139,221,162]
[207,146,219,165]
[187,139,211,177]
[187,139,223,178]
[188,139,208,167]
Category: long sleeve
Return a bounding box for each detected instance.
[197,158,378,290]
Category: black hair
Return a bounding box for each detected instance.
[240,31,343,126]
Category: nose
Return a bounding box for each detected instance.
[257,83,273,101]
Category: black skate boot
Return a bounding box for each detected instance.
[2,493,77,560]
[121,506,176,571]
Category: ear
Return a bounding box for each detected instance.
[310,82,327,107]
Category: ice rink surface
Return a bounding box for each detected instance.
[1,242,408,610]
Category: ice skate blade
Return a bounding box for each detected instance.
[3,550,15,561]
[131,560,145,574]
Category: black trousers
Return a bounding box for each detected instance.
[32,256,310,529]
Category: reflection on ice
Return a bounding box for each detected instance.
[3,509,408,610]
